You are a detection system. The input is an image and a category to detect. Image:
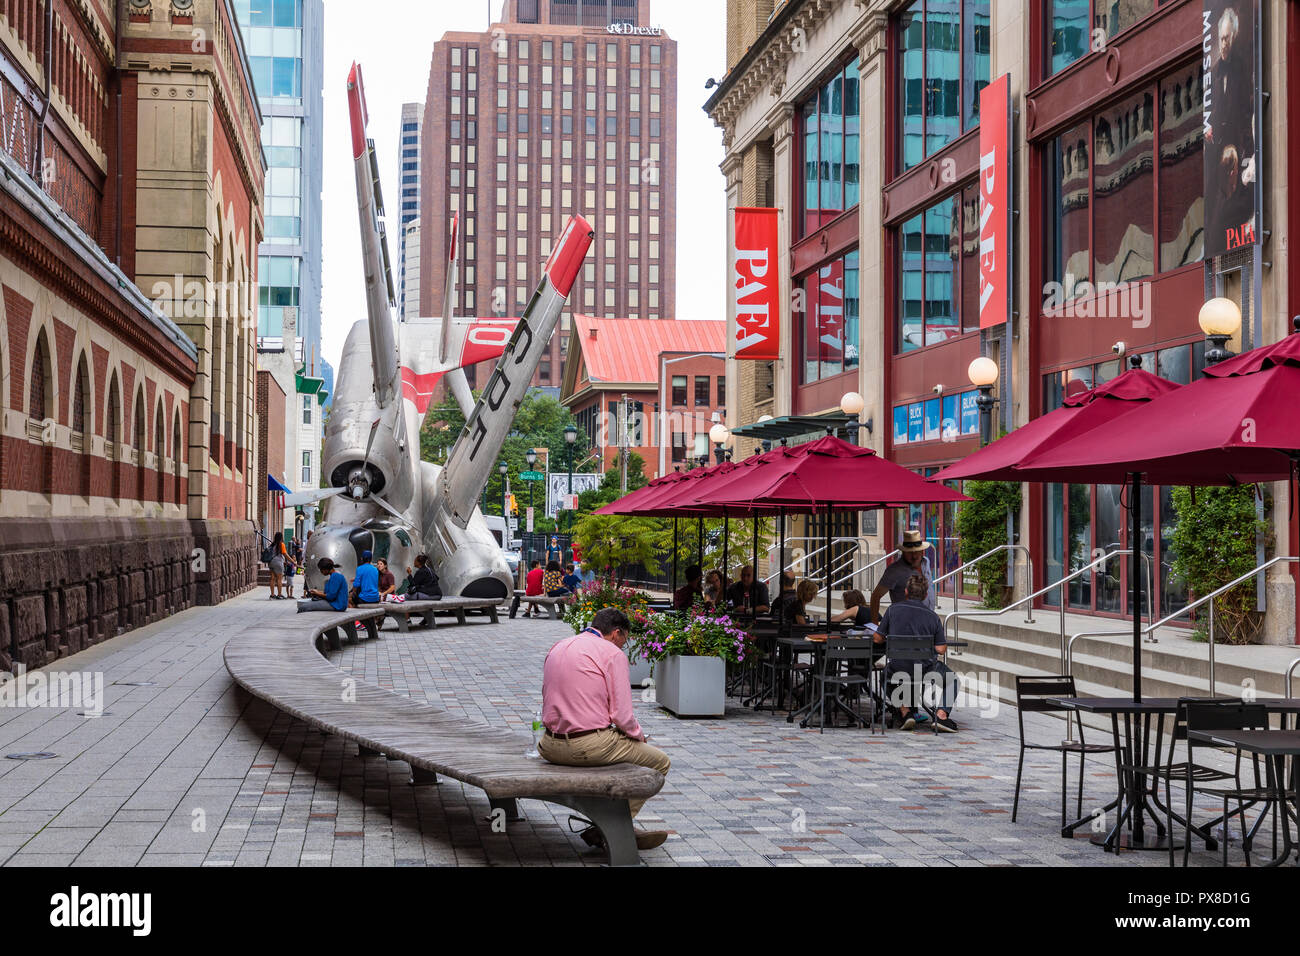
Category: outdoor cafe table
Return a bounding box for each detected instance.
[1047,697,1300,853]
[1186,728,1300,867]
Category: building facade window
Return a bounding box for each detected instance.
[898,0,990,172]
[694,375,710,406]
[302,450,312,485]
[1045,0,1158,78]
[302,394,312,425]
[671,375,686,407]
[797,57,859,238]
[799,249,860,381]
[897,186,982,353]
[1043,64,1204,301]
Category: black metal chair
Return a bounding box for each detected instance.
[807,638,877,732]
[1011,676,1117,830]
[883,635,942,735]
[1165,698,1292,867]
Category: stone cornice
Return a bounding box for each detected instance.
[849,6,888,62]
[706,0,837,147]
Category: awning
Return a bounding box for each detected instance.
[268,474,292,494]
[728,414,852,443]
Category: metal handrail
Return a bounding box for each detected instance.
[933,544,1035,625]
[761,536,862,587]
[815,545,868,597]
[1066,555,1299,698]
[1287,657,1300,698]
[943,548,1135,653]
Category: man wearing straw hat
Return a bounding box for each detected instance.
[870,529,936,624]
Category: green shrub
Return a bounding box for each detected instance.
[955,480,1021,609]
[1169,486,1271,645]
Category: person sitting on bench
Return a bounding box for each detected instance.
[351,550,381,606]
[727,565,770,615]
[538,606,670,851]
[376,558,398,600]
[542,560,573,601]
[297,558,349,613]
[523,560,544,618]
[405,553,441,600]
[875,573,958,733]
[673,564,704,610]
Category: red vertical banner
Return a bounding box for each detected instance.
[733,207,781,360]
[978,74,1011,330]
[815,257,845,367]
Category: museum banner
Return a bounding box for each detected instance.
[733,206,781,360]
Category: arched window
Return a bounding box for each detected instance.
[29,333,49,422]
[154,404,165,502]
[106,375,121,501]
[72,357,89,436]
[134,392,146,502]
[173,413,183,506]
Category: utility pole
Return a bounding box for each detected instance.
[619,392,629,495]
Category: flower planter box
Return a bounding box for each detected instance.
[628,651,654,688]
[655,654,725,717]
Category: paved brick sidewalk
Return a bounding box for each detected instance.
[0,592,1242,866]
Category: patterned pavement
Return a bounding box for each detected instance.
[0,591,1257,866]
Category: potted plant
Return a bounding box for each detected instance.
[561,578,655,685]
[633,602,753,717]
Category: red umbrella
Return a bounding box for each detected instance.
[1024,334,1300,485]
[933,366,1183,483]
[685,435,969,512]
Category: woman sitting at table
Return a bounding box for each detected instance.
[830,589,871,627]
[703,568,726,608]
[784,579,819,627]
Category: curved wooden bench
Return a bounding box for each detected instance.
[223,608,664,865]
[369,597,501,631]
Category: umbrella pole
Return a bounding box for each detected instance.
[723,512,730,591]
[778,507,786,598]
[697,515,704,571]
[825,502,833,626]
[672,518,679,595]
[752,517,759,606]
[1131,471,1142,702]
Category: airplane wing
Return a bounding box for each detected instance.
[346,62,400,409]
[398,317,519,416]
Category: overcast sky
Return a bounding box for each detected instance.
[318,0,727,371]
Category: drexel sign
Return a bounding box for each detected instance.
[607,22,664,36]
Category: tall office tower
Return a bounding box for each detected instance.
[419,0,677,391]
[236,0,325,377]
[402,221,423,321]
[397,102,424,320]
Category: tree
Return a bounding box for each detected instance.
[418,388,589,519]
[578,452,648,511]
[570,513,664,584]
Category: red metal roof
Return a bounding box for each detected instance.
[570,315,726,386]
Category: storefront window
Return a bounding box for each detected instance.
[797,58,861,239]
[1158,64,1205,270]
[798,249,859,383]
[897,0,990,172]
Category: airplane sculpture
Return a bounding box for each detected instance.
[289,63,593,599]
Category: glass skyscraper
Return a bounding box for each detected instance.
[234,0,325,379]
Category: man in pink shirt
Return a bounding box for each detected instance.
[539,607,671,850]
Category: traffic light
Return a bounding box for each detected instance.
[508,494,518,515]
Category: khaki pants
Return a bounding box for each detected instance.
[538,728,670,818]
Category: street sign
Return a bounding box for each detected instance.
[526,507,535,532]
[520,471,544,481]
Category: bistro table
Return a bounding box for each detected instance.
[1186,728,1300,867]
[1047,697,1300,852]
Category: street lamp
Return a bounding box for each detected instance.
[498,460,508,521]
[968,356,1000,446]
[525,447,537,515]
[1199,296,1242,365]
[838,391,872,446]
[563,424,578,539]
[709,422,730,464]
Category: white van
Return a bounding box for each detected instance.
[484,515,520,576]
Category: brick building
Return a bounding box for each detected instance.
[0,0,264,670]
[419,0,677,398]
[254,368,286,537]
[560,315,725,479]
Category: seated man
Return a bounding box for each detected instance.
[726,565,770,614]
[297,558,349,613]
[673,564,704,610]
[769,570,797,621]
[538,607,670,850]
[523,560,545,618]
[875,573,958,733]
[351,550,381,606]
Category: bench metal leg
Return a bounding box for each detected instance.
[567,797,640,867]
[547,603,560,620]
[323,627,343,651]
[489,607,499,624]
[489,797,522,820]
[393,614,409,633]
[456,610,467,625]
[358,744,380,757]
[341,621,359,643]
[509,596,521,618]
[409,766,439,786]
[362,618,379,641]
